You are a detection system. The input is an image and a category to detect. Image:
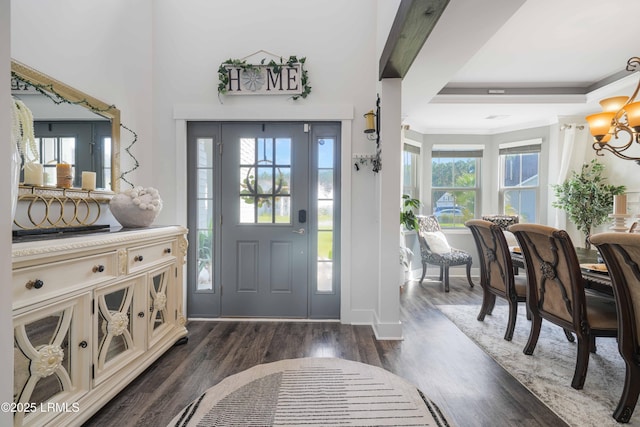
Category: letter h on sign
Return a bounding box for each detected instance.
[227,68,242,92]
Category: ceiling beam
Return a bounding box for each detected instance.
[379,0,449,80]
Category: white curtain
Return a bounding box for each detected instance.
[554,124,582,229]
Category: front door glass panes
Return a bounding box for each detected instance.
[196,137,214,291]
[317,138,334,292]
[239,137,291,224]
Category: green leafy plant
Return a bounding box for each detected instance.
[218,55,311,100]
[400,194,421,231]
[400,194,420,273]
[552,159,625,249]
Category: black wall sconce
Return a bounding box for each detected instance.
[357,95,382,173]
[364,95,380,142]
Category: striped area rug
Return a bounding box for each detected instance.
[169,357,452,426]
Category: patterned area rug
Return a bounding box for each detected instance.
[168,357,452,427]
[437,304,638,427]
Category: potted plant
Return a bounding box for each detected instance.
[401,194,420,231]
[552,159,626,249]
[400,195,421,283]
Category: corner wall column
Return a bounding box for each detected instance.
[375,78,403,339]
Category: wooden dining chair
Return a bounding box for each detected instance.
[509,223,618,390]
[466,219,527,341]
[590,232,640,423]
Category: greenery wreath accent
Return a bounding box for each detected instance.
[218,55,311,100]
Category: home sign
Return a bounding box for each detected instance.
[218,54,311,100]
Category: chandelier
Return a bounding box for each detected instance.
[585,57,640,163]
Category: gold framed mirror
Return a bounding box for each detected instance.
[11,59,120,193]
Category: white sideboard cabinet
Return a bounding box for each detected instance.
[11,226,188,427]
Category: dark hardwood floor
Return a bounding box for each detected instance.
[83,277,568,427]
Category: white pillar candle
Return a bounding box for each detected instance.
[23,162,44,186]
[614,194,627,215]
[81,171,96,191]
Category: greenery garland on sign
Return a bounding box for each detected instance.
[217,55,311,100]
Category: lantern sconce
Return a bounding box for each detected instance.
[364,110,377,139]
[364,94,380,142]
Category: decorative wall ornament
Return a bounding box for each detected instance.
[218,50,311,101]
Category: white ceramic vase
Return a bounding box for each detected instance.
[109,187,162,228]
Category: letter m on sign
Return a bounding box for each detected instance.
[266,68,283,91]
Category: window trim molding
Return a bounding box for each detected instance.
[430,148,483,228]
[498,143,541,222]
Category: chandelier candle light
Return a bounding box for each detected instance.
[585,57,640,163]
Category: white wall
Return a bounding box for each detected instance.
[1,0,15,423]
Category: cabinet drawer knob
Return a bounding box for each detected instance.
[134,255,144,262]
[25,279,44,290]
[164,248,172,254]
[93,265,105,273]
[138,311,145,318]
[79,341,88,348]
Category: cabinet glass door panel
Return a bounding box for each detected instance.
[94,276,145,384]
[148,265,173,347]
[98,289,132,365]
[13,294,91,427]
[14,313,72,405]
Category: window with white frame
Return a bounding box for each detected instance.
[431,147,482,228]
[402,143,421,200]
[499,141,541,223]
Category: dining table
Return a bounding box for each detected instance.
[510,246,613,296]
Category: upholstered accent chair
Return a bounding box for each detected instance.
[481,214,519,230]
[590,232,640,423]
[466,219,527,341]
[510,223,618,390]
[416,215,474,292]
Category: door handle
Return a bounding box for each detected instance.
[292,228,306,235]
